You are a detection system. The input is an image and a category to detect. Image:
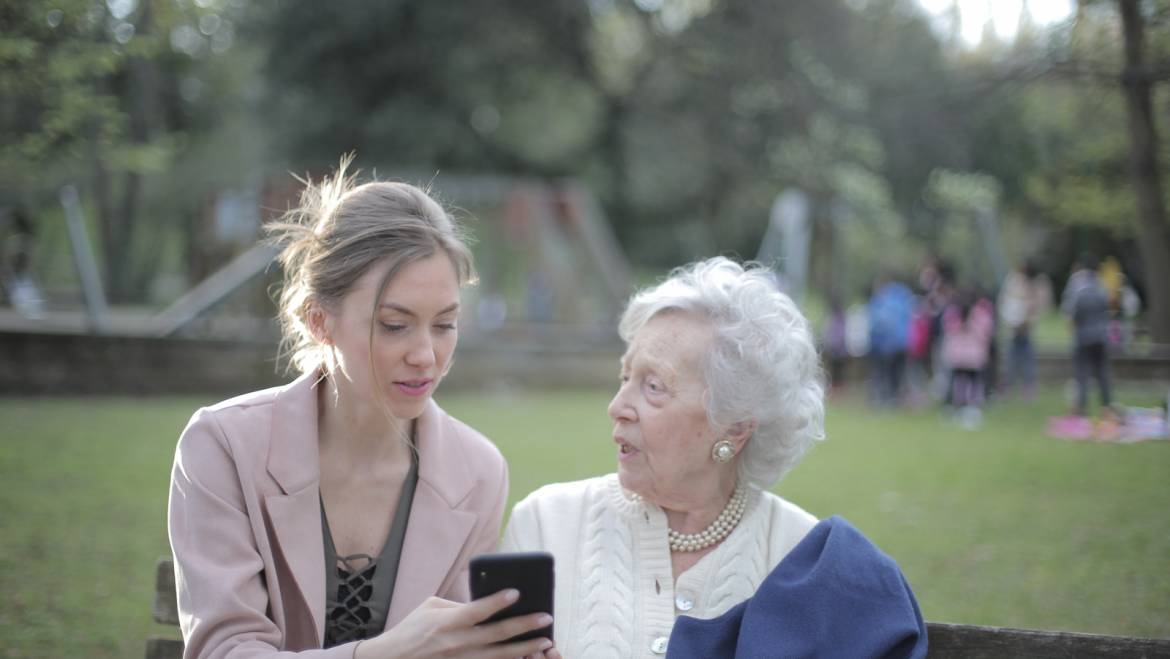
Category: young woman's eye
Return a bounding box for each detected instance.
[435,323,457,331]
[380,322,407,333]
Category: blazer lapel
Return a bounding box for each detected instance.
[385,400,478,629]
[259,379,479,637]
[264,372,327,647]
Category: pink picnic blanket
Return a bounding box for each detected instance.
[1047,409,1169,443]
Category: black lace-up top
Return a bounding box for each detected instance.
[320,454,418,648]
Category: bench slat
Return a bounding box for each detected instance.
[145,637,184,659]
[153,557,180,626]
[150,558,1170,657]
[926,622,1170,658]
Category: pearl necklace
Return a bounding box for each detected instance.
[634,486,748,553]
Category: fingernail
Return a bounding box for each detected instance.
[539,639,553,650]
[504,588,520,602]
[537,613,553,626]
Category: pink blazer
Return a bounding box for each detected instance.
[168,371,508,658]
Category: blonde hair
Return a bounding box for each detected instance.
[267,156,476,375]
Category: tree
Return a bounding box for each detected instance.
[1026,0,1170,340]
[251,1,607,176]
[249,0,941,278]
[1,0,242,302]
[922,0,1170,342]
[1116,0,1170,342]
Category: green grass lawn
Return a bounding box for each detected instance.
[1,385,1168,657]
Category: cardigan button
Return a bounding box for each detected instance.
[675,592,695,612]
[651,636,669,654]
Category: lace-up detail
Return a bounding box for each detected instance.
[319,449,419,648]
[324,554,379,646]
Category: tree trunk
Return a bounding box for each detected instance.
[1117,0,1170,343]
[96,2,159,303]
[598,96,634,246]
[92,135,119,300]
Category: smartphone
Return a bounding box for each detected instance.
[469,551,555,643]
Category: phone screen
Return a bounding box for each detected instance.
[469,551,555,643]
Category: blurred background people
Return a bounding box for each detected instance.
[922,261,957,403]
[973,284,999,402]
[0,206,45,318]
[823,290,849,396]
[998,260,1052,399]
[845,291,871,363]
[867,274,914,408]
[942,290,995,429]
[1098,257,1143,351]
[1061,253,1114,418]
[904,297,934,407]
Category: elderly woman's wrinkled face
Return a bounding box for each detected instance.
[608,312,722,504]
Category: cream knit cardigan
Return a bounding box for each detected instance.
[501,474,817,659]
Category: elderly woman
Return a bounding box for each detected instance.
[503,257,925,659]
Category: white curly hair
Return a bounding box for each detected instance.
[618,256,826,489]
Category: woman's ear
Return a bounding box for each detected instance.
[306,302,334,345]
[725,420,756,453]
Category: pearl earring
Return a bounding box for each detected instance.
[711,440,736,463]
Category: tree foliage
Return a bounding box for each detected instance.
[7,0,1169,339]
[250,0,957,284]
[1,0,247,301]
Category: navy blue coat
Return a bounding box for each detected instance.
[666,516,928,659]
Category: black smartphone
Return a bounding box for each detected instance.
[469,551,555,643]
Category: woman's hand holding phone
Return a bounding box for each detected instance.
[353,590,556,659]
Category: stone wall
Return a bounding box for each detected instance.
[1,330,1167,396]
[0,331,622,396]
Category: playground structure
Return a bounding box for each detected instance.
[4,178,1169,395]
[32,174,633,343]
[0,175,633,394]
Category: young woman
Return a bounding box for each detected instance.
[168,159,558,659]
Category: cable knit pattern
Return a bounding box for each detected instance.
[706,492,771,613]
[574,486,635,659]
[503,475,818,659]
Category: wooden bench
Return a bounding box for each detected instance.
[147,558,183,659]
[149,557,1170,658]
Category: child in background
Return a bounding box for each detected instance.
[998,260,1052,399]
[942,291,994,429]
[823,292,849,396]
[905,300,933,406]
